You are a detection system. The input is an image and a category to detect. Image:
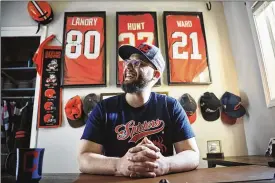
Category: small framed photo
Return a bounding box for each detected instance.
[100,93,123,101]
[207,140,222,153]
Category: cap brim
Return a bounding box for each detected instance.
[188,112,197,124]
[225,105,246,118]
[67,117,85,128]
[119,45,151,64]
[201,110,220,122]
[221,112,237,125]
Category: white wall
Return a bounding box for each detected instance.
[1,1,248,173]
[223,2,275,155]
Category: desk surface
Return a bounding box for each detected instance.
[2,165,275,183]
[203,155,275,166]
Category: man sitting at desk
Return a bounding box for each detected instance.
[78,43,200,178]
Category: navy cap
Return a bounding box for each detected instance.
[221,92,246,118]
[118,43,165,73]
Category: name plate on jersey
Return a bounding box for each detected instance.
[163,12,212,85]
[116,12,160,87]
[61,12,107,87]
[38,47,62,128]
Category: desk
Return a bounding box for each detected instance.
[203,155,275,168]
[1,165,275,183]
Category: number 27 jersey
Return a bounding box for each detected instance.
[64,16,105,85]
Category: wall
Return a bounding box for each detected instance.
[223,2,275,155]
[1,1,248,173]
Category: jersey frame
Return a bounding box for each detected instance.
[163,11,212,85]
[61,11,107,87]
[116,11,161,87]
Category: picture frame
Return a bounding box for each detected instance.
[163,11,212,85]
[61,12,107,87]
[116,11,161,87]
[100,93,123,101]
[207,140,222,153]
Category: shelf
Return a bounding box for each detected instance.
[1,88,35,96]
[1,67,37,80]
[1,67,36,71]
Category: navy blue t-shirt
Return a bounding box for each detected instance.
[81,92,195,157]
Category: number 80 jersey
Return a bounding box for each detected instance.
[64,15,105,85]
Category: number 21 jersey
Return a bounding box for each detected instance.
[166,15,207,82]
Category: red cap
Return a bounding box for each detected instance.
[221,112,237,125]
[65,96,85,128]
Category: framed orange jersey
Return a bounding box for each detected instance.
[116,12,161,86]
[61,12,106,87]
[163,12,212,85]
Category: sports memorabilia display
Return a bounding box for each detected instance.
[163,12,212,85]
[61,12,106,87]
[220,91,246,125]
[116,12,160,86]
[179,93,197,124]
[65,95,85,128]
[27,1,54,33]
[199,92,221,122]
[38,46,62,128]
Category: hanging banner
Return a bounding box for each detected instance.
[61,12,106,87]
[116,12,160,86]
[38,46,62,128]
[163,12,212,85]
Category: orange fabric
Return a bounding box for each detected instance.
[32,34,55,76]
[166,15,207,82]
[65,96,83,120]
[187,112,197,124]
[117,13,157,84]
[63,16,105,85]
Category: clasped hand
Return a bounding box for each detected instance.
[116,137,169,178]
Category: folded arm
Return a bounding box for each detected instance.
[166,137,200,173]
[78,139,119,175]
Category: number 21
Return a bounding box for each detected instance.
[172,32,202,60]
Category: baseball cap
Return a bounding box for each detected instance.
[199,92,221,121]
[221,92,246,118]
[118,43,166,73]
[83,93,99,117]
[65,95,85,128]
[179,93,197,124]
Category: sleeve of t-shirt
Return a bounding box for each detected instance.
[170,99,195,143]
[80,103,105,145]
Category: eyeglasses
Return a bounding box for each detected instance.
[123,59,156,70]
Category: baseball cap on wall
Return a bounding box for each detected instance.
[83,93,99,117]
[118,43,166,74]
[179,93,197,124]
[221,92,246,118]
[199,92,221,122]
[65,95,85,128]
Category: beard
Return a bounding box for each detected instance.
[121,72,152,93]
